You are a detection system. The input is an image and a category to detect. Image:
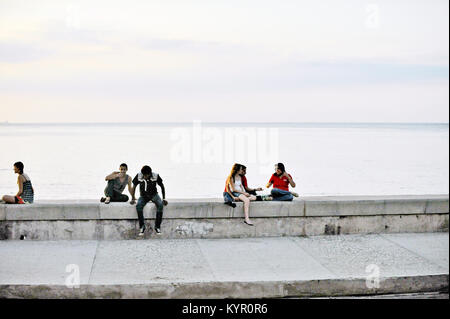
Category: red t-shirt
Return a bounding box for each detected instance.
[224,175,248,192]
[268,174,292,191]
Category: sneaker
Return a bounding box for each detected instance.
[155,228,161,235]
[138,225,146,236]
[100,197,106,203]
[291,192,299,198]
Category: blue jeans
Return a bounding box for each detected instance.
[136,194,164,228]
[271,188,293,201]
[223,192,240,203]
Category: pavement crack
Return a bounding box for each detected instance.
[87,240,100,284]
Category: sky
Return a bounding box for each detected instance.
[0,0,448,123]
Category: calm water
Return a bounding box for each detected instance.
[0,123,448,200]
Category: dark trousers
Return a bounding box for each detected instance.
[136,194,164,229]
[104,180,129,202]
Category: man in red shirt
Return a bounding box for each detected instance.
[266,163,299,201]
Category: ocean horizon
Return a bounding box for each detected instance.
[0,122,448,200]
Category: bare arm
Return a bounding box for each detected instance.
[245,185,262,192]
[229,179,249,197]
[16,176,24,197]
[285,173,296,188]
[226,182,238,201]
[105,172,119,181]
[127,177,136,200]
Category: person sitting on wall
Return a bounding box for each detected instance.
[239,164,272,201]
[224,163,257,225]
[100,163,133,204]
[130,165,168,236]
[1,161,34,204]
[266,163,299,201]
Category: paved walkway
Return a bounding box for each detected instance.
[0,233,448,297]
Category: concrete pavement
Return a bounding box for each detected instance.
[0,232,448,298]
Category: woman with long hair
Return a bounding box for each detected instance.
[224,163,256,225]
[266,163,299,201]
[1,161,34,204]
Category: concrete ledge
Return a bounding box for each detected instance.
[0,275,447,299]
[0,195,448,240]
[0,205,5,220]
[2,195,448,221]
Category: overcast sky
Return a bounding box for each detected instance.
[0,0,448,123]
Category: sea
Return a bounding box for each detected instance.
[0,122,448,200]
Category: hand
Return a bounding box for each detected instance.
[130,199,136,205]
[244,192,250,197]
[163,199,168,206]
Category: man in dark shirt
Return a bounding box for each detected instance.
[130,165,168,236]
[239,165,263,196]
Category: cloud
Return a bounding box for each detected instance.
[0,42,54,63]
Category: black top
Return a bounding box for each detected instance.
[132,172,163,199]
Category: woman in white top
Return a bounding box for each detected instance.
[225,163,257,225]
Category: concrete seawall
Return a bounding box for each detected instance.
[1,195,448,240]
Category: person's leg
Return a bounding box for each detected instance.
[151,194,164,230]
[238,194,253,224]
[110,191,129,202]
[2,195,16,204]
[136,196,149,228]
[256,194,272,201]
[103,180,115,203]
[271,188,293,201]
[223,192,236,208]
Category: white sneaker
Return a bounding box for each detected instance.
[291,192,299,197]
[138,225,146,236]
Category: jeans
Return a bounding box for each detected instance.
[104,180,129,202]
[223,192,241,203]
[271,188,293,201]
[136,194,164,228]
